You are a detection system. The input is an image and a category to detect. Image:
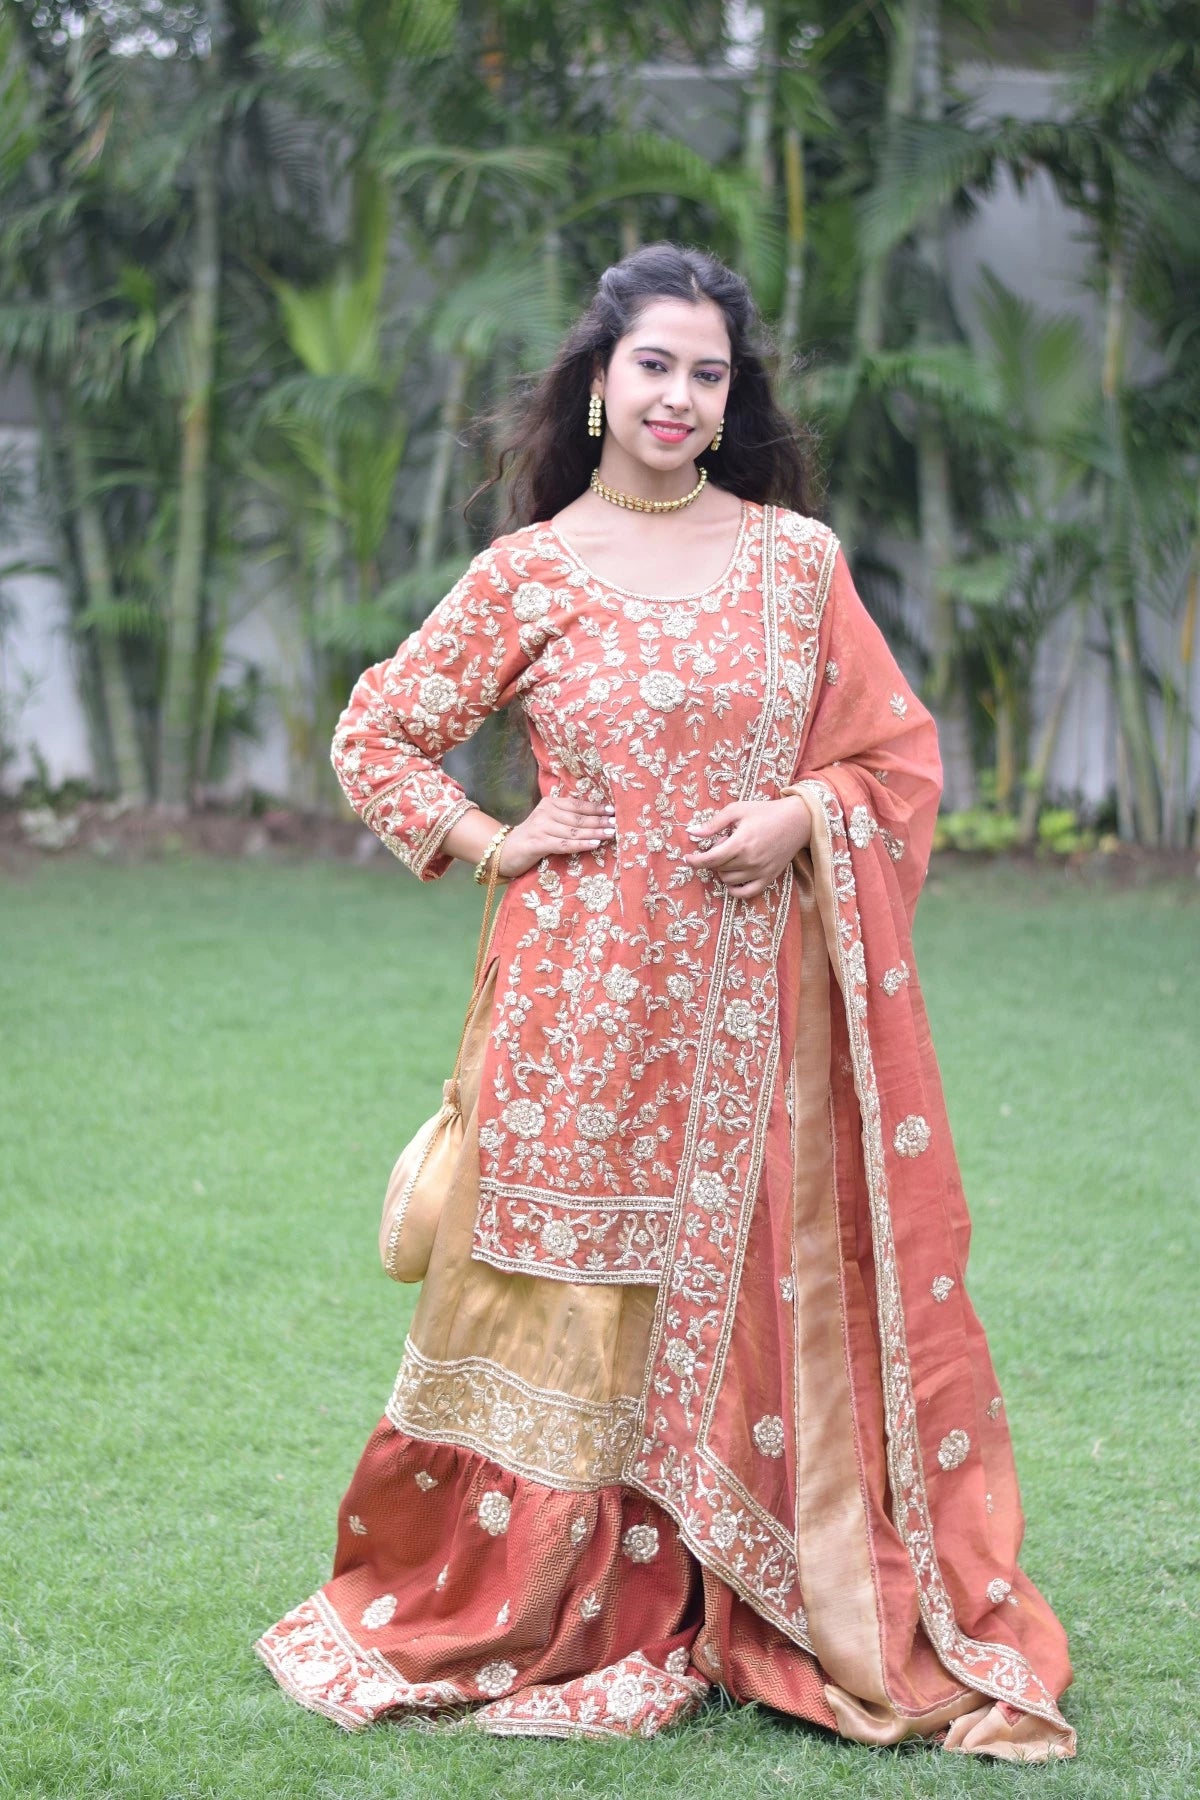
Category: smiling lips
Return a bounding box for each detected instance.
[646,421,693,443]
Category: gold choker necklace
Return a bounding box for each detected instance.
[589,468,707,514]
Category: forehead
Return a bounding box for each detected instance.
[619,296,731,361]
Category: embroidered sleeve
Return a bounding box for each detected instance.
[330,541,541,879]
[786,546,942,907]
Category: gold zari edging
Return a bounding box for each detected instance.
[385,1338,642,1492]
[797,778,1073,1740]
[359,771,414,824]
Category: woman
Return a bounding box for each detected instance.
[255,243,1076,1760]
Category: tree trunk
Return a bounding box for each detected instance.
[740,0,779,202]
[1166,503,1197,848]
[51,392,148,802]
[70,436,149,803]
[909,1,974,807]
[993,660,1017,810]
[1100,236,1161,844]
[30,383,119,792]
[1017,603,1089,844]
[158,115,221,810]
[417,354,471,573]
[833,0,922,557]
[778,124,806,382]
[14,36,142,798]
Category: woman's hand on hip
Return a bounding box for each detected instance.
[498,791,617,879]
[681,796,812,898]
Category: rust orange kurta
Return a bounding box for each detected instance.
[256,503,1076,1758]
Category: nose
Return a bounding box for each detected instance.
[662,369,691,412]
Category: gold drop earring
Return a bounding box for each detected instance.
[588,392,603,438]
[709,418,724,453]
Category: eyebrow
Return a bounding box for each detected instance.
[633,344,731,369]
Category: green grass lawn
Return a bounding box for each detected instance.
[1,856,1197,1800]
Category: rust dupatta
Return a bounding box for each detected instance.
[771,549,1075,1749]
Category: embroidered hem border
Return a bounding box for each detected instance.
[386,1339,642,1491]
[255,1590,466,1730]
[256,1596,710,1740]
[472,1182,673,1285]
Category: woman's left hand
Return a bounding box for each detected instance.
[681,795,812,898]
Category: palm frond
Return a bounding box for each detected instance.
[313,554,468,653]
[426,254,566,364]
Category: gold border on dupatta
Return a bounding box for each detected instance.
[795,777,1074,1739]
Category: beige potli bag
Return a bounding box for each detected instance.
[379,846,506,1283]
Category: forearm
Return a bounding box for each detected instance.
[775,791,813,853]
[439,806,508,870]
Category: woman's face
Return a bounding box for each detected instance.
[593,297,732,473]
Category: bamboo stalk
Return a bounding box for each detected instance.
[1181,519,1198,849]
[158,109,221,810]
[834,0,923,556]
[71,436,150,803]
[1099,235,1162,845]
[417,354,471,574]
[1017,603,1089,844]
[778,125,806,378]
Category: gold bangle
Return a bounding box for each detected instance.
[473,824,511,884]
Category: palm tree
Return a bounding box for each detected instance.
[857,0,1200,843]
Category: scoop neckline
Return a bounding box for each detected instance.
[541,499,753,602]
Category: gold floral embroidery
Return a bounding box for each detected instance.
[848,804,876,849]
[892,1114,931,1157]
[752,1416,786,1458]
[475,1659,518,1698]
[471,1649,709,1740]
[710,1510,740,1551]
[477,1492,512,1536]
[937,1429,970,1470]
[387,1339,640,1490]
[881,961,910,996]
[723,999,760,1042]
[621,1524,660,1563]
[254,1594,465,1729]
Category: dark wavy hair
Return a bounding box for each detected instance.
[470,242,819,530]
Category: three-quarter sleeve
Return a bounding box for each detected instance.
[330,540,539,879]
[787,546,943,915]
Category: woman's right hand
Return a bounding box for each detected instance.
[498,791,616,878]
